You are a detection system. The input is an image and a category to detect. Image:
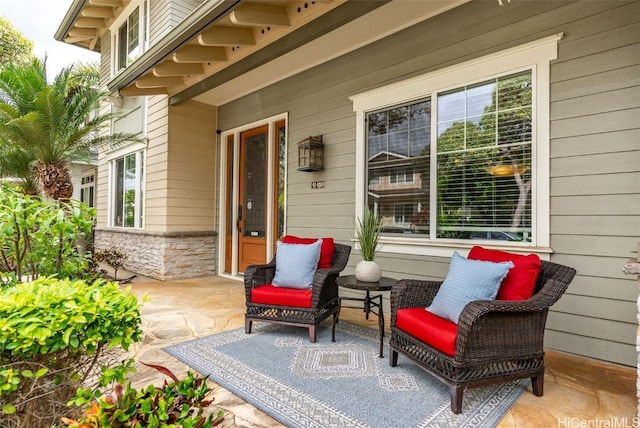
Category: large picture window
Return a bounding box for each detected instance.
[367,100,431,235]
[112,151,144,228]
[436,70,532,241]
[352,35,560,251]
[365,70,532,242]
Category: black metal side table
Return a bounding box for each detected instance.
[336,275,397,357]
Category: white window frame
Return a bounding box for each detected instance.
[350,34,561,258]
[393,203,414,225]
[111,0,149,76]
[80,173,96,208]
[390,168,414,184]
[107,144,147,229]
[369,171,381,186]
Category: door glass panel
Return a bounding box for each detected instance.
[226,138,234,236]
[277,124,286,239]
[244,133,267,237]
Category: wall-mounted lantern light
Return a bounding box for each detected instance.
[297,135,324,172]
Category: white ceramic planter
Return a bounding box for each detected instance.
[355,260,382,282]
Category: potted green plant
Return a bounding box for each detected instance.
[355,206,383,282]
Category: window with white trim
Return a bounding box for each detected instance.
[351,35,560,251]
[112,0,149,74]
[394,203,415,225]
[80,173,95,208]
[111,150,144,228]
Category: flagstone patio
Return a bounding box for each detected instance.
[123,275,635,428]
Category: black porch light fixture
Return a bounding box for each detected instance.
[297,135,324,172]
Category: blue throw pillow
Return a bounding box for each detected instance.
[427,252,513,324]
[272,240,322,289]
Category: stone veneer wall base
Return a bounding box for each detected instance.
[95,228,217,281]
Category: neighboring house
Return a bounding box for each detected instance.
[55,0,639,367]
[70,162,98,207]
[1,161,96,206]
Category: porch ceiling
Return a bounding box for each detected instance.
[56,0,468,106]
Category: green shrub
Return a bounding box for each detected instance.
[0,184,96,283]
[0,276,143,427]
[94,249,128,281]
[63,364,223,428]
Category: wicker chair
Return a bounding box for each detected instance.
[244,243,351,342]
[389,260,576,414]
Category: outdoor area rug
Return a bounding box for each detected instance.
[163,321,527,428]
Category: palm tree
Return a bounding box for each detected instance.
[0,57,140,199]
[0,144,38,194]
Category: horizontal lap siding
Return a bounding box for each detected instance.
[165,101,217,232]
[143,95,170,231]
[96,33,112,227]
[150,0,202,44]
[547,0,640,365]
[218,0,640,365]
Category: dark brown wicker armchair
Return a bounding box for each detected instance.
[389,260,576,414]
[244,242,351,342]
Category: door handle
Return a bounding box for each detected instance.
[237,205,243,232]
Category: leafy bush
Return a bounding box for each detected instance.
[94,249,128,281]
[63,363,223,428]
[0,184,95,283]
[0,276,143,427]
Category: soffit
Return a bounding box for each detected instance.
[56,0,469,106]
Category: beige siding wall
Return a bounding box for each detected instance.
[145,94,170,231]
[218,1,640,366]
[165,100,218,231]
[149,0,203,45]
[96,32,113,228]
[144,98,217,232]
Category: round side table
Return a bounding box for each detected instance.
[336,275,397,357]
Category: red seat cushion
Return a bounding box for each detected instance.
[250,284,312,308]
[468,246,541,301]
[282,235,335,268]
[396,308,457,357]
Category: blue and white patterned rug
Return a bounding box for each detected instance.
[164,321,526,428]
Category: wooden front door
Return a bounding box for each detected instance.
[237,125,269,272]
[223,120,285,275]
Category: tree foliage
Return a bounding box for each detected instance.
[428,72,533,237]
[0,58,140,199]
[0,184,95,282]
[0,17,34,68]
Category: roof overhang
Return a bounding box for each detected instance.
[56,0,469,106]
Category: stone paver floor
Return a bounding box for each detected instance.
[123,276,636,427]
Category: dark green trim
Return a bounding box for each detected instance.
[169,0,391,106]
[54,0,88,44]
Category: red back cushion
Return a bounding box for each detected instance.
[396,308,457,357]
[282,235,335,268]
[468,246,541,301]
[250,284,312,308]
